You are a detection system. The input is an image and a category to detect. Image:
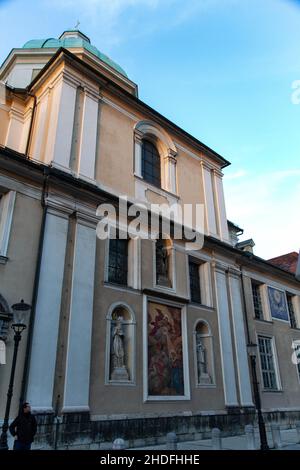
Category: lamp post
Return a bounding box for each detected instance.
[0,300,31,451]
[247,342,269,451]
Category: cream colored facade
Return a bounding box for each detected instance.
[0,31,300,448]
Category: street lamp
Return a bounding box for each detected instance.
[247,342,270,451]
[0,299,31,451]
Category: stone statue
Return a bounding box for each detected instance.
[111,316,129,381]
[112,317,125,368]
[156,238,171,287]
[196,334,211,384]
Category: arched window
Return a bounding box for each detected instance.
[142,139,161,188]
[194,320,215,386]
[105,303,136,385]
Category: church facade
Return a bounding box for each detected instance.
[0,30,300,449]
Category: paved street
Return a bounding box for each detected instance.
[132,428,300,451]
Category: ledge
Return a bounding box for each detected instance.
[134,174,179,200]
[143,288,189,304]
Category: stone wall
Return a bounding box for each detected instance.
[31,409,300,450]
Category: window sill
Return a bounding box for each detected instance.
[189,302,214,311]
[196,383,216,389]
[154,284,176,295]
[134,174,179,200]
[105,381,136,387]
[103,282,141,294]
[0,255,8,265]
[261,389,283,393]
[254,317,273,324]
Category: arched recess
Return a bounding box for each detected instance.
[193,319,215,387]
[105,302,136,385]
[153,232,175,291]
[134,120,177,194]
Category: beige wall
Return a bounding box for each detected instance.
[0,108,9,147]
[243,273,300,410]
[96,101,135,197]
[0,192,42,418]
[87,236,225,416]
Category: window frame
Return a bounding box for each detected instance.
[189,259,201,304]
[257,335,281,391]
[251,281,264,320]
[286,293,298,329]
[107,235,129,287]
[141,139,161,189]
[0,190,16,262]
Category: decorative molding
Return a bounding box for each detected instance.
[0,174,41,200]
[102,96,138,121]
[134,120,177,154]
[102,282,141,295]
[242,269,300,297]
[61,406,90,413]
[142,294,190,402]
[104,301,136,386]
[193,318,216,388]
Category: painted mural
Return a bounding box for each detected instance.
[268,287,289,321]
[148,301,184,396]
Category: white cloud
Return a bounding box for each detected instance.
[224,169,300,259]
[43,0,239,47]
[224,169,247,180]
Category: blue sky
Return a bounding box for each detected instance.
[0,0,299,259]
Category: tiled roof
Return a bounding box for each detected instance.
[268,251,298,274]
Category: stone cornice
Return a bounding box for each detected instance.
[0,146,299,290]
[27,48,230,169]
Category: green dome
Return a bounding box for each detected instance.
[22,30,128,78]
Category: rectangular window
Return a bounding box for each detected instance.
[294,342,300,381]
[252,281,263,320]
[258,336,278,390]
[31,68,41,81]
[0,190,16,259]
[108,238,128,286]
[287,294,297,329]
[189,260,201,304]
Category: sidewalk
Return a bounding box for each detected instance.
[132,428,300,451]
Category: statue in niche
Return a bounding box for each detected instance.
[196,333,211,385]
[111,316,129,381]
[156,238,171,287]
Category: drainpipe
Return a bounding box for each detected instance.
[25,92,37,158]
[239,265,251,345]
[19,167,49,408]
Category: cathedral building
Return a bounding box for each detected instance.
[0,30,300,449]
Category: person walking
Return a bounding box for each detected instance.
[9,402,37,450]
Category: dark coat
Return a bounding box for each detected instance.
[9,412,37,444]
